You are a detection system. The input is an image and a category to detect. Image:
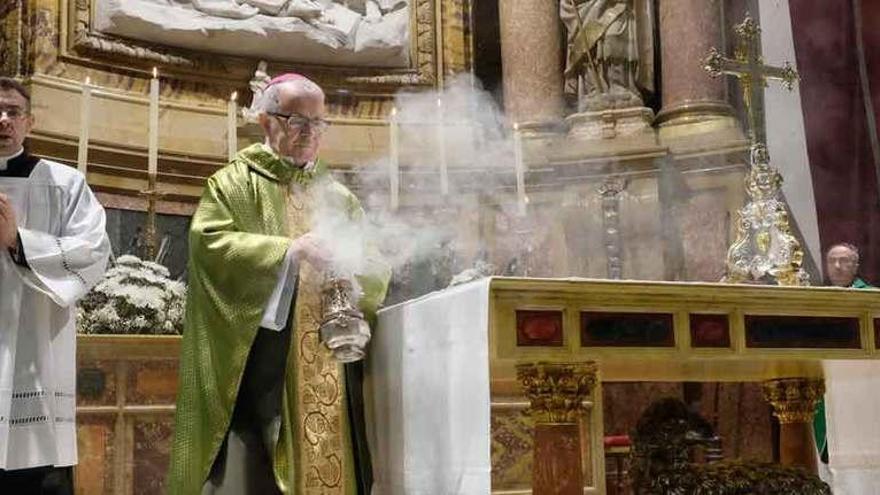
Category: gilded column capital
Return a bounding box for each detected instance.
[516,361,597,424]
[762,378,825,424]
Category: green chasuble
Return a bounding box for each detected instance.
[168,143,390,494]
[813,276,873,464]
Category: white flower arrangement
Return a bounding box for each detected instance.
[77,255,186,335]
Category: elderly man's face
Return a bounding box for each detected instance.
[260,80,326,166]
[0,89,33,156]
[826,245,859,287]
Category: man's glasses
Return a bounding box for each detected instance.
[268,112,329,135]
[0,108,27,120]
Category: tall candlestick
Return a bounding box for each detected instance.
[227,91,238,162]
[436,97,448,196]
[77,76,92,175]
[513,123,526,216]
[148,67,159,179]
[389,106,400,210]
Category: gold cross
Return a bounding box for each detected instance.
[703,14,799,146]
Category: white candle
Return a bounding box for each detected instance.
[227,91,238,162]
[513,123,526,216]
[77,76,92,175]
[436,97,448,196]
[389,106,400,211]
[148,67,159,179]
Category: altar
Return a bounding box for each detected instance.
[367,277,880,494]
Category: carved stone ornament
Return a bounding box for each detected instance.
[64,0,439,87]
[516,362,598,424]
[599,177,627,279]
[763,378,825,424]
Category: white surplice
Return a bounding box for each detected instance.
[0,158,110,470]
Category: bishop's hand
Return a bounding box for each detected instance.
[0,193,18,250]
[290,232,333,271]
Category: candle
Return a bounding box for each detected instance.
[436,97,448,196]
[389,106,400,211]
[147,67,159,179]
[77,76,92,175]
[227,91,238,162]
[513,123,526,216]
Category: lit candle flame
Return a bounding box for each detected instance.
[391,106,398,117]
[436,98,442,108]
[231,91,238,102]
[513,122,519,131]
[152,67,158,79]
[84,76,91,86]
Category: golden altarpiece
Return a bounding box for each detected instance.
[3,0,879,493]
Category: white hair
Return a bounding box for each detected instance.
[254,84,283,115]
[253,78,324,116]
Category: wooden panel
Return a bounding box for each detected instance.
[127,360,179,405]
[132,419,175,495]
[75,415,116,495]
[76,336,180,495]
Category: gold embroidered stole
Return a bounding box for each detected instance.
[280,182,354,494]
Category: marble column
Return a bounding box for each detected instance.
[498,0,564,135]
[763,378,825,474]
[656,0,735,129]
[517,362,597,495]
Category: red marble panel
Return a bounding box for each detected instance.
[133,418,175,495]
[690,314,731,348]
[533,424,583,495]
[126,360,179,405]
[516,310,564,347]
[75,415,116,495]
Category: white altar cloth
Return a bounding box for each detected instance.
[824,360,880,494]
[366,279,492,495]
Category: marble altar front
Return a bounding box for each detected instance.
[368,277,880,494]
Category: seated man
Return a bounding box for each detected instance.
[825,242,871,288]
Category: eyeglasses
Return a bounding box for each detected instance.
[0,107,27,120]
[268,112,330,135]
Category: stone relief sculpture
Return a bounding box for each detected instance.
[559,0,654,112]
[186,0,406,24]
[94,0,411,67]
